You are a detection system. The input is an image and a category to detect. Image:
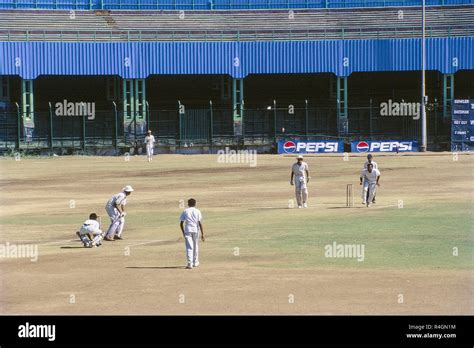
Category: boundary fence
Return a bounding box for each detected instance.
[0,103,449,151]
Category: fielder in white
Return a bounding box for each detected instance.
[104,185,133,241]
[363,154,378,204]
[144,130,156,162]
[179,198,205,269]
[360,163,381,207]
[76,213,103,248]
[290,155,310,208]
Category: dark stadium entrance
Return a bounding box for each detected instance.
[32,75,119,149]
[348,70,474,145]
[147,74,233,145]
[1,70,472,152]
[244,73,337,139]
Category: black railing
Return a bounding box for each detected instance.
[0,103,450,151]
[1,25,473,42]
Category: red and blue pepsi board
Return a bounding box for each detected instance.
[278,140,343,154]
[350,140,419,153]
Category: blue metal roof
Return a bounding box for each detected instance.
[0,37,473,79]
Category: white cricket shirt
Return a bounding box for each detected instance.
[107,192,127,208]
[360,168,381,184]
[292,162,309,179]
[144,135,155,147]
[179,207,202,233]
[363,160,378,170]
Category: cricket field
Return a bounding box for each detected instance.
[0,153,472,314]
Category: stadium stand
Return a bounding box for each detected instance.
[0,5,473,41]
[0,0,473,10]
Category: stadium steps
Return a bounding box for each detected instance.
[0,5,473,41]
[95,10,119,30]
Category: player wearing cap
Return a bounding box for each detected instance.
[363,154,378,203]
[104,185,134,241]
[360,163,380,207]
[144,130,156,162]
[76,213,103,248]
[179,198,205,269]
[290,155,310,208]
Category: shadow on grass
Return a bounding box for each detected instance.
[247,207,290,210]
[60,246,87,249]
[327,205,396,209]
[126,266,186,269]
[249,203,346,210]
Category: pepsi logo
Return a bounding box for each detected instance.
[356,141,369,152]
[283,141,297,153]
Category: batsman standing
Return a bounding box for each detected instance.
[179,198,205,269]
[290,155,310,208]
[144,130,156,162]
[360,163,380,207]
[104,185,133,241]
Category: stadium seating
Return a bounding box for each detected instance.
[0,0,473,11]
[0,5,473,41]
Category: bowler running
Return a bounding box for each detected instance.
[360,163,381,207]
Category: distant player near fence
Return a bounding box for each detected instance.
[144,130,156,162]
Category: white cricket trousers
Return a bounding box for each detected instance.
[78,225,103,245]
[184,232,199,265]
[105,204,125,238]
[294,176,308,206]
[146,145,154,158]
[362,181,377,204]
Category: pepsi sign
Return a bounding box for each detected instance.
[278,140,343,154]
[356,141,370,152]
[282,140,297,153]
[351,140,419,153]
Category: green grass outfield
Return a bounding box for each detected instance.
[1,153,472,270]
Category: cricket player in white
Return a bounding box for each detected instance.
[104,185,133,241]
[360,163,381,207]
[363,154,378,203]
[179,198,205,269]
[144,130,156,162]
[290,155,310,208]
[76,213,103,248]
[363,153,378,170]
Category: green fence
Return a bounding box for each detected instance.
[0,104,449,151]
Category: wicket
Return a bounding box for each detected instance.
[346,184,354,207]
